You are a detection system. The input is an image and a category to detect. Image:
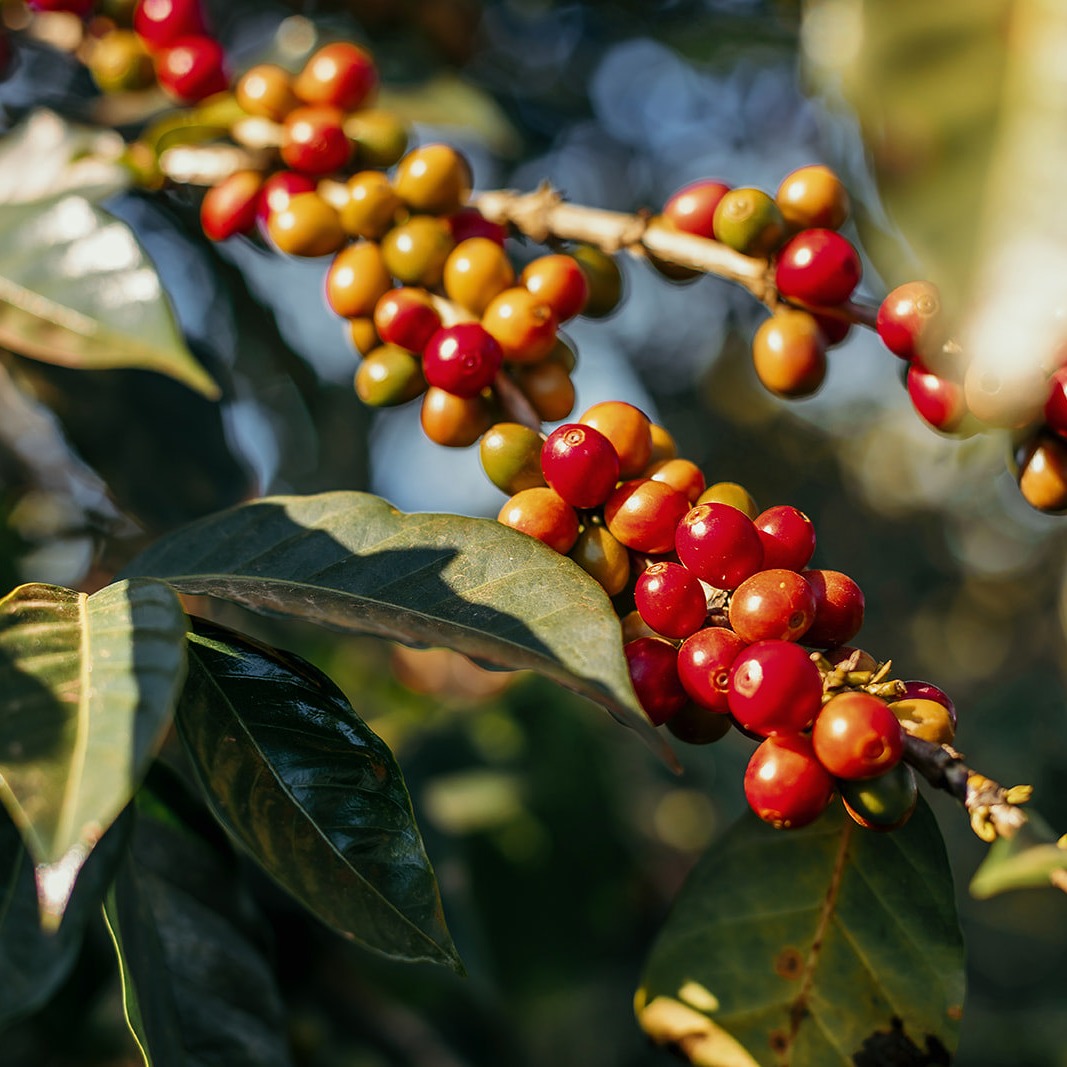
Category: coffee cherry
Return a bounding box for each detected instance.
[907,365,970,434]
[697,481,758,518]
[624,637,688,726]
[235,64,299,121]
[728,639,823,736]
[621,609,658,644]
[603,480,690,555]
[520,254,590,322]
[876,281,944,362]
[88,30,155,93]
[571,244,623,317]
[256,171,317,224]
[1017,432,1067,512]
[347,109,409,169]
[354,345,426,407]
[422,323,503,399]
[755,505,816,571]
[744,734,835,830]
[374,287,441,352]
[677,626,748,712]
[444,237,515,316]
[812,691,904,780]
[544,335,578,372]
[421,387,493,448]
[813,311,852,346]
[381,215,454,288]
[675,502,764,590]
[267,192,346,257]
[751,309,827,398]
[802,569,864,648]
[540,423,620,508]
[281,106,352,175]
[294,41,378,111]
[775,165,850,231]
[569,525,630,595]
[480,422,546,495]
[29,0,95,13]
[325,241,393,318]
[394,143,472,216]
[841,762,918,832]
[648,423,677,465]
[340,171,402,239]
[635,561,707,639]
[512,361,575,422]
[646,459,705,502]
[578,401,652,478]
[200,170,262,242]
[774,229,861,306]
[447,207,508,246]
[133,0,206,49]
[347,317,379,355]
[662,179,731,239]
[1045,367,1067,437]
[155,36,227,102]
[667,703,733,745]
[728,568,815,644]
[900,680,956,729]
[713,188,785,257]
[887,697,955,745]
[497,487,579,553]
[481,287,559,364]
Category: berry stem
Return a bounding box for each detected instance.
[491,369,542,432]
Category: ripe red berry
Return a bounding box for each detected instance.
[662,179,731,239]
[603,479,690,555]
[422,323,503,399]
[200,170,262,242]
[373,288,441,353]
[677,626,748,712]
[728,568,816,643]
[294,41,378,111]
[675,502,764,590]
[907,365,970,434]
[635,562,708,639]
[744,734,835,830]
[1045,367,1067,437]
[802,569,865,648]
[624,637,688,726]
[728,639,823,737]
[29,0,95,14]
[540,424,620,508]
[755,505,816,571]
[446,208,508,246]
[876,280,944,362]
[134,0,206,49]
[812,691,905,780]
[520,255,589,322]
[774,228,861,306]
[155,35,227,102]
[281,107,352,176]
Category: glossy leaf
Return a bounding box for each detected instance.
[0,196,219,398]
[637,799,964,1066]
[970,811,1067,898]
[0,581,187,925]
[178,625,460,969]
[123,491,662,750]
[104,764,293,1067]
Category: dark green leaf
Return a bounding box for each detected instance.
[0,580,187,925]
[123,491,664,752]
[970,811,1067,898]
[638,799,964,1066]
[178,624,460,970]
[103,763,293,1067]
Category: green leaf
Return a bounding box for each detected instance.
[637,799,964,1067]
[103,764,293,1067]
[0,580,187,926]
[970,811,1067,898]
[122,491,663,752]
[178,624,460,970]
[0,196,220,398]
[0,806,130,1028]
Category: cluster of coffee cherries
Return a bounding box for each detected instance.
[483,399,958,832]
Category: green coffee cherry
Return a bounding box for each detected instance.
[569,525,630,596]
[840,763,919,832]
[570,244,623,318]
[712,188,785,257]
[354,345,426,407]
[348,109,410,169]
[479,422,546,494]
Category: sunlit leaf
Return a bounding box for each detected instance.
[638,799,964,1066]
[0,580,187,925]
[178,625,459,969]
[104,764,293,1067]
[970,811,1067,898]
[122,491,663,752]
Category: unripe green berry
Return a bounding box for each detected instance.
[354,345,426,407]
[570,244,623,317]
[713,188,785,257]
[479,422,546,494]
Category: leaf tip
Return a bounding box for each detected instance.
[35,841,91,932]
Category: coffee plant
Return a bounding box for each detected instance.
[1,1,1066,1064]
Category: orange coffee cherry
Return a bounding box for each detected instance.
[520,254,590,321]
[394,143,472,215]
[325,241,393,318]
[751,309,827,398]
[382,215,454,288]
[775,164,850,231]
[570,525,630,595]
[421,387,493,447]
[340,171,402,240]
[267,192,346,257]
[235,63,299,121]
[578,401,653,478]
[481,287,559,364]
[444,237,516,316]
[497,487,579,554]
[513,361,576,422]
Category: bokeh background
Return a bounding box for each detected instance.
[2,0,1066,1063]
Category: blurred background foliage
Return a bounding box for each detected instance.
[1,0,1066,1064]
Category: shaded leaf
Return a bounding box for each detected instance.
[0,195,219,398]
[637,799,964,1066]
[0,580,187,925]
[123,491,663,751]
[178,624,460,969]
[103,763,293,1067]
[970,811,1067,898]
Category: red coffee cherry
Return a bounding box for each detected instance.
[373,288,441,352]
[624,637,688,726]
[675,502,764,590]
[200,170,262,242]
[520,254,590,322]
[540,424,620,508]
[876,280,945,362]
[281,106,352,176]
[900,680,956,729]
[603,480,690,555]
[662,179,731,239]
[134,0,206,49]
[155,36,227,102]
[634,561,708,639]
[841,762,918,832]
[677,626,748,712]
[29,0,96,14]
[446,208,508,246]
[667,703,733,745]
[744,734,835,830]
[751,309,827,398]
[774,228,861,306]
[907,365,970,434]
[812,691,905,780]
[755,505,816,571]
[728,568,816,643]
[498,487,579,553]
[578,401,653,478]
[1045,367,1067,437]
[728,639,823,737]
[294,41,378,111]
[422,323,503,399]
[803,569,865,648]
[775,165,850,232]
[256,171,317,224]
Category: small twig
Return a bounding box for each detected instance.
[492,370,542,431]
